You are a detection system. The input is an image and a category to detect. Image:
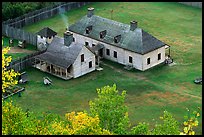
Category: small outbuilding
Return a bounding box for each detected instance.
[36,27,57,50]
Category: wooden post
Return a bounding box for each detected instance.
[98,55,100,66]
[66,68,67,78]
[40,60,42,70]
[169,47,171,57]
[34,58,36,67]
[49,64,51,73]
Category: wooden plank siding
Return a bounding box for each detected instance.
[72,46,96,78]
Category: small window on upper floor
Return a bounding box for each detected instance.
[89,61,92,68]
[73,37,75,42]
[100,30,107,39]
[86,26,92,34]
[81,54,84,62]
[86,28,89,34]
[49,36,51,39]
[41,36,43,39]
[114,35,121,43]
[85,41,89,46]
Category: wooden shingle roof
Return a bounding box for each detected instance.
[35,37,83,69]
[69,15,166,55]
[36,27,57,38]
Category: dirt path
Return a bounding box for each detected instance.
[101,61,202,100]
[8,46,34,54]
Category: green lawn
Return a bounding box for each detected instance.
[10,2,202,134]
[2,36,37,60]
[5,53,29,60]
[2,36,37,51]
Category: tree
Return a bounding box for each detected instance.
[2,100,61,135]
[2,2,59,21]
[130,122,150,135]
[2,41,20,93]
[64,111,111,135]
[89,84,130,134]
[2,101,111,135]
[150,110,180,135]
[180,107,201,135]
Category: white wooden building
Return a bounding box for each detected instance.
[68,8,170,71]
[37,27,57,45]
[34,31,95,80]
[36,27,57,51]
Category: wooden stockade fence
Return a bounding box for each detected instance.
[2,2,91,28]
[2,24,37,46]
[2,2,91,46]
[6,50,46,72]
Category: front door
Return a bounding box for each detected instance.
[99,48,103,57]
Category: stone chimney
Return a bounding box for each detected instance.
[87,7,94,18]
[64,31,73,46]
[130,21,137,31]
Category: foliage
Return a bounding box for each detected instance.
[2,100,61,135]
[89,84,130,134]
[150,110,180,135]
[130,122,150,135]
[129,111,181,135]
[2,100,37,135]
[180,107,201,135]
[2,100,111,135]
[2,84,201,135]
[2,2,59,21]
[21,3,202,133]
[2,44,20,93]
[64,111,111,135]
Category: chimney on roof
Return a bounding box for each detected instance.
[64,31,73,47]
[130,21,137,31]
[87,7,94,18]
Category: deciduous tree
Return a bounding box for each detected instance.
[2,41,20,93]
[89,84,130,134]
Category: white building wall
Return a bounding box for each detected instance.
[72,46,96,78]
[142,46,166,71]
[37,35,54,45]
[71,32,165,71]
[37,35,46,45]
[72,33,144,70]
[124,50,143,70]
[73,33,98,47]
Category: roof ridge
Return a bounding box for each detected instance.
[94,15,129,27]
[69,14,165,54]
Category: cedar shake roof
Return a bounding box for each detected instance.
[69,15,166,54]
[35,37,83,69]
[36,27,57,38]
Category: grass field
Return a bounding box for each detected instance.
[10,2,202,134]
[2,36,37,60]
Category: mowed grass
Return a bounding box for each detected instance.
[11,2,202,134]
[2,36,37,60]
